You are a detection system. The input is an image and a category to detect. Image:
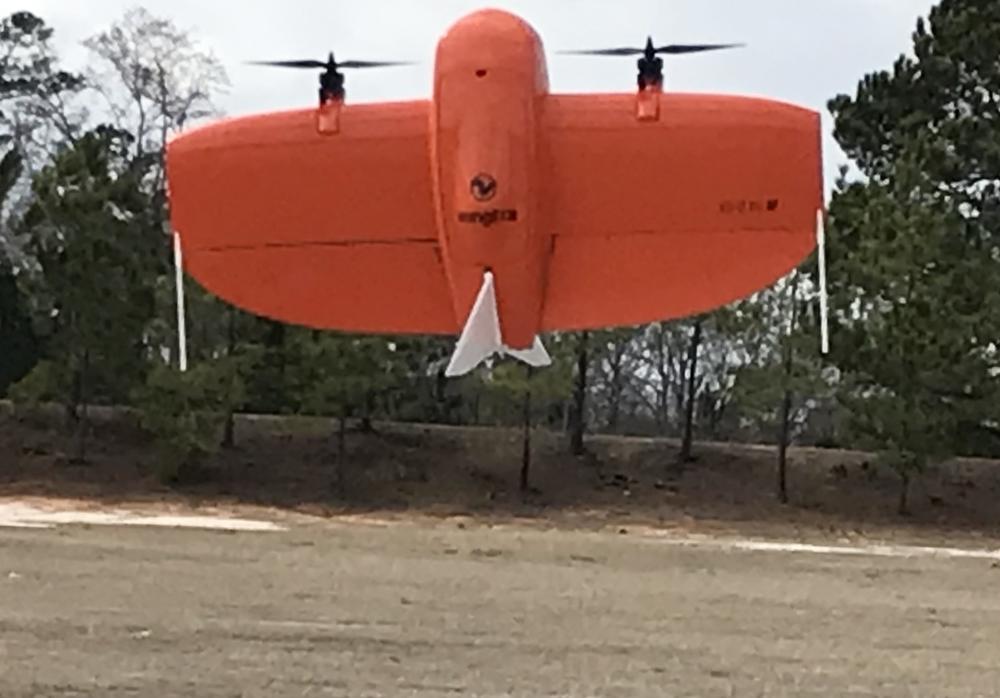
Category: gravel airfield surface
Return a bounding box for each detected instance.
[3,506,1000,697]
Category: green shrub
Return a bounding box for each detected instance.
[132,361,244,482]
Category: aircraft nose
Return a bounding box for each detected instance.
[437,8,544,72]
[444,8,538,39]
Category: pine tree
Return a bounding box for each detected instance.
[828,0,1000,512]
[12,127,160,460]
[0,149,37,395]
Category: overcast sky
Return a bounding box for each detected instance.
[13,0,937,192]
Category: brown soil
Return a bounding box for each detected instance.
[3,508,999,697]
[2,407,999,547]
[4,408,1000,696]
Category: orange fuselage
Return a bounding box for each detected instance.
[431,10,551,348]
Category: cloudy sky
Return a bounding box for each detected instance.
[15,0,936,191]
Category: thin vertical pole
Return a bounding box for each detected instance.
[817,209,829,355]
[173,231,188,372]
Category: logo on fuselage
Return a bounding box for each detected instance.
[457,209,518,227]
[470,173,498,202]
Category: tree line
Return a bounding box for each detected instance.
[1,1,998,512]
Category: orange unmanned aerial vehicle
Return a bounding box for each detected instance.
[165,8,825,376]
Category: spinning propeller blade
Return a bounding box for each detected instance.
[560,47,647,56]
[655,43,745,54]
[247,59,329,69]
[337,60,413,69]
[560,38,744,57]
[247,53,413,70]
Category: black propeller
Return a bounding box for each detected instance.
[247,53,413,70]
[561,37,743,90]
[247,52,413,104]
[560,37,744,58]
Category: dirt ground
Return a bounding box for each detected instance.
[3,412,1000,696]
[2,408,1000,547]
[2,512,1000,697]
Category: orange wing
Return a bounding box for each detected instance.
[539,93,823,331]
[165,102,458,335]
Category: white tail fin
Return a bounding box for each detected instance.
[173,231,188,372]
[817,209,829,355]
[445,272,551,377]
